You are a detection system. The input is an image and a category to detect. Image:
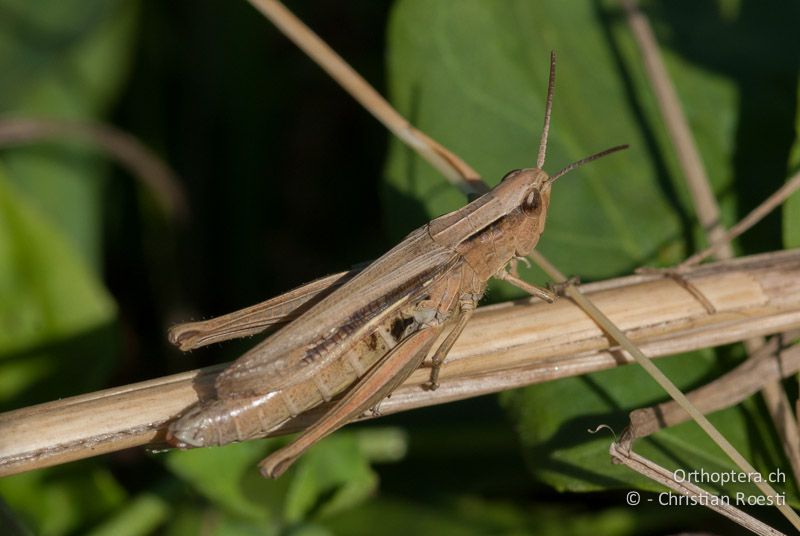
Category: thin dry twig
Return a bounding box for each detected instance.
[0,118,188,220]
[680,169,800,268]
[246,0,486,196]
[620,0,800,494]
[620,0,728,249]
[608,439,786,536]
[2,249,800,477]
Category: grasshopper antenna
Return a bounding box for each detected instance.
[536,53,626,183]
[536,51,557,170]
[547,144,629,185]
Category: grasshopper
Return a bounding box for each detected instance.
[167,54,627,478]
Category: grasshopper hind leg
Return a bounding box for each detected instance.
[258,325,443,478]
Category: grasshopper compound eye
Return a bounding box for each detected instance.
[522,189,542,215]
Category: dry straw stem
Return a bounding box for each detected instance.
[608,440,786,536]
[0,118,188,220]
[621,0,800,494]
[1,249,800,478]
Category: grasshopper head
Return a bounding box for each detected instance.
[492,167,553,256]
[494,141,627,256]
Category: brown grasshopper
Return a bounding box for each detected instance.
[167,54,627,478]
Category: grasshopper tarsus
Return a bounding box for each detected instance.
[548,276,581,298]
[167,326,195,350]
[540,290,557,304]
[425,381,440,392]
[260,456,293,479]
[368,399,386,417]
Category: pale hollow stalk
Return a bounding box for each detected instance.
[3,249,800,478]
[620,0,800,491]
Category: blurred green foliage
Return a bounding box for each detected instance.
[1,0,799,534]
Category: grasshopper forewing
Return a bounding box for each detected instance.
[167,53,628,478]
[168,269,358,351]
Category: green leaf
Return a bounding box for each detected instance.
[0,0,136,405]
[0,464,126,536]
[785,180,800,248]
[165,439,284,523]
[165,428,405,527]
[0,0,139,266]
[85,493,170,536]
[284,432,381,522]
[0,170,115,353]
[162,504,282,536]
[0,168,117,407]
